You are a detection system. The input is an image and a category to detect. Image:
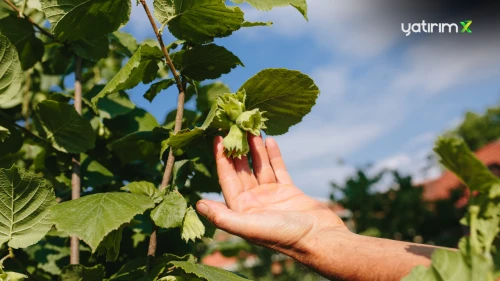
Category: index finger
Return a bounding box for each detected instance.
[214,136,243,208]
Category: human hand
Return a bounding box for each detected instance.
[196,135,348,256]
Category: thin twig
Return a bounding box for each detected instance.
[3,0,55,39]
[70,56,82,265]
[0,248,13,264]
[139,0,186,272]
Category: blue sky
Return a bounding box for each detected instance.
[121,1,500,198]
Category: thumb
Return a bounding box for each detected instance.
[196,200,246,235]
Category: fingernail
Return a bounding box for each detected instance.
[197,202,209,216]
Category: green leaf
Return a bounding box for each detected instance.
[0,16,44,69]
[109,31,138,57]
[171,44,243,81]
[154,0,244,44]
[241,21,273,27]
[105,107,160,136]
[231,0,307,20]
[35,100,96,153]
[181,207,205,242]
[144,78,176,102]
[0,126,9,142]
[97,91,136,119]
[121,181,163,204]
[81,154,114,188]
[51,192,155,251]
[70,36,109,61]
[0,268,27,281]
[109,131,159,166]
[169,261,251,281]
[151,192,187,229]
[168,128,204,149]
[194,82,231,112]
[241,68,319,135]
[0,35,23,108]
[40,0,131,41]
[59,264,105,281]
[95,224,125,262]
[434,137,500,195]
[0,165,56,248]
[91,43,164,106]
[172,159,190,189]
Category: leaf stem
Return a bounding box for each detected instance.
[0,248,13,264]
[2,0,55,39]
[139,0,186,272]
[70,56,82,265]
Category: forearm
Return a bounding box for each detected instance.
[290,228,437,281]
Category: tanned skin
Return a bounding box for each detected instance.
[196,135,439,281]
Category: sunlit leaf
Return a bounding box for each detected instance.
[91,43,164,106]
[51,192,155,251]
[241,68,319,135]
[231,0,307,19]
[0,35,23,109]
[41,0,131,41]
[154,0,244,44]
[0,165,56,248]
[151,192,187,229]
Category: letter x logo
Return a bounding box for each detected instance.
[461,20,472,33]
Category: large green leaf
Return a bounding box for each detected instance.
[402,249,474,281]
[150,192,187,229]
[109,31,138,57]
[240,68,319,135]
[0,165,56,248]
[231,0,307,19]
[59,264,105,281]
[169,261,251,280]
[171,44,243,81]
[35,100,96,153]
[153,0,244,44]
[0,35,23,108]
[434,137,500,196]
[91,43,164,106]
[51,192,155,251]
[0,16,44,69]
[40,0,131,41]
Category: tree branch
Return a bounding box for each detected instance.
[3,0,55,39]
[139,0,186,272]
[70,56,82,265]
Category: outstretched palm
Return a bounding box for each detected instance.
[196,135,346,253]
